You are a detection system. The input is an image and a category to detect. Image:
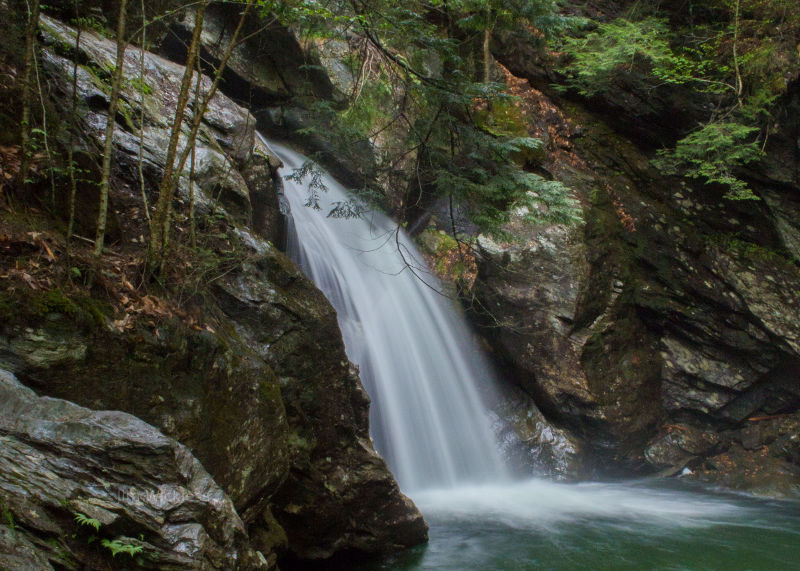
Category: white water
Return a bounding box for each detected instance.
[411,479,745,530]
[269,140,506,492]
[266,140,800,571]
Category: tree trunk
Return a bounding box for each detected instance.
[137,0,151,226]
[483,27,491,84]
[189,54,203,248]
[18,0,41,188]
[148,0,253,275]
[66,25,82,256]
[93,0,129,256]
[148,0,208,270]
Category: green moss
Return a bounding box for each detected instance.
[0,288,110,331]
[474,98,529,138]
[1,498,14,530]
[116,101,139,133]
[81,63,112,95]
[711,234,798,272]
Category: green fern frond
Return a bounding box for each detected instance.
[73,512,101,532]
[101,538,144,558]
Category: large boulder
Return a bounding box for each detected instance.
[159,4,338,107]
[0,369,266,569]
[213,246,428,559]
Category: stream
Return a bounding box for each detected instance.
[359,479,800,570]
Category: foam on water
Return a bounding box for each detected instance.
[411,479,747,530]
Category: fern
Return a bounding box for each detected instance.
[73,512,101,532]
[101,538,144,558]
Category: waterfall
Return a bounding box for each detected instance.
[267,139,507,492]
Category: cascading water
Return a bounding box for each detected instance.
[268,139,506,491]
[264,137,800,570]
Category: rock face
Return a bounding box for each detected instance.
[212,249,428,559]
[0,368,265,569]
[472,60,800,492]
[0,13,425,566]
[160,3,338,107]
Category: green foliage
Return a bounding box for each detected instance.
[279,0,579,235]
[339,73,394,135]
[441,0,569,40]
[0,288,108,329]
[73,511,144,559]
[73,512,101,532]
[554,4,796,200]
[426,112,580,233]
[652,123,762,199]
[70,16,106,37]
[1,500,14,530]
[474,98,529,138]
[284,160,329,210]
[101,538,144,558]
[709,232,799,273]
[125,75,152,96]
[556,18,677,96]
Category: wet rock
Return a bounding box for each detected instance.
[213,246,428,560]
[493,383,582,479]
[0,526,54,571]
[0,369,266,569]
[11,15,427,564]
[470,67,800,492]
[644,425,720,473]
[161,4,336,105]
[38,14,262,239]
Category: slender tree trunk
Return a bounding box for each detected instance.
[18,0,41,188]
[732,0,743,108]
[149,1,253,274]
[137,0,151,226]
[93,0,129,256]
[189,54,203,248]
[32,44,56,207]
[148,0,208,269]
[66,23,83,257]
[482,28,491,84]
[482,5,492,84]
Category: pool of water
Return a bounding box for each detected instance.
[359,479,800,570]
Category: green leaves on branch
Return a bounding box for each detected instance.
[554,10,784,200]
[430,121,580,234]
[278,0,580,235]
[652,122,762,200]
[440,0,569,38]
[73,511,144,558]
[284,160,328,210]
[73,512,101,532]
[101,538,144,558]
[556,18,678,96]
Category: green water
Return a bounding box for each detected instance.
[360,480,800,570]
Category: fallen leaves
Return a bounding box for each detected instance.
[0,145,21,189]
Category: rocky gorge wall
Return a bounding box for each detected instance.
[143,2,800,495]
[470,25,800,494]
[2,5,798,570]
[0,11,425,569]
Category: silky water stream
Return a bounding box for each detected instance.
[268,139,800,570]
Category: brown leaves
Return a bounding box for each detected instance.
[0,145,21,190]
[0,230,59,290]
